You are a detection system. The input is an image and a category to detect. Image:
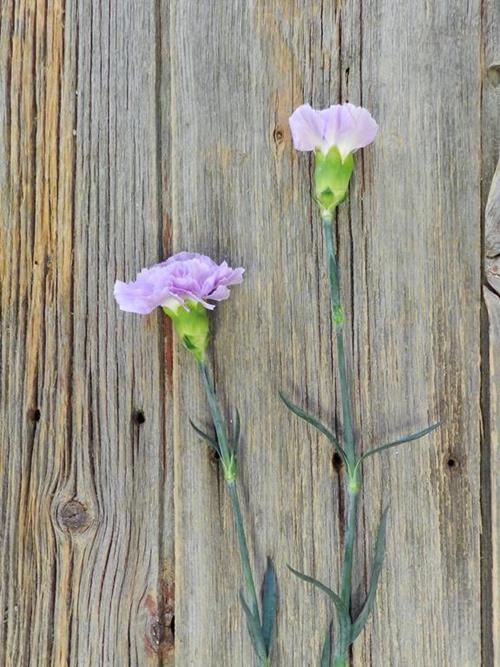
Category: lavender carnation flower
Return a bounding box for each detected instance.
[114,251,244,315]
[289,103,378,161]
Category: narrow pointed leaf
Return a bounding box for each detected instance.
[320,624,332,667]
[239,592,267,661]
[189,419,218,451]
[357,422,441,469]
[279,392,348,466]
[287,565,350,649]
[351,507,389,642]
[260,558,277,654]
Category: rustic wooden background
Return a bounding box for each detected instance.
[1,1,499,665]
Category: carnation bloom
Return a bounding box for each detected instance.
[114,251,244,315]
[289,103,378,216]
[115,252,244,361]
[289,102,378,161]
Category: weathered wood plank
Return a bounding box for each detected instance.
[170,2,345,664]
[0,0,494,664]
[352,3,483,666]
[0,1,173,665]
[482,0,500,661]
[170,1,485,665]
[485,158,500,667]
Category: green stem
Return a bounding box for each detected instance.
[340,488,358,607]
[332,657,348,667]
[322,212,358,665]
[198,360,265,665]
[322,215,355,467]
[198,361,232,464]
[226,478,261,622]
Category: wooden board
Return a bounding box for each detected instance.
[485,158,500,666]
[0,0,497,665]
[0,1,174,665]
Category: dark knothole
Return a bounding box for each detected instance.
[133,409,146,425]
[29,408,41,423]
[332,452,343,474]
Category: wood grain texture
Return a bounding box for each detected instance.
[0,0,497,665]
[482,0,500,661]
[170,1,486,665]
[0,1,174,665]
[485,158,500,666]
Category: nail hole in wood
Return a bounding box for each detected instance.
[446,457,459,471]
[332,452,343,473]
[133,409,146,425]
[209,448,220,465]
[29,408,41,422]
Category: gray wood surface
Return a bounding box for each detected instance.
[485,158,500,667]
[0,1,174,665]
[0,1,497,665]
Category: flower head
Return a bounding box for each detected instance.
[114,251,244,315]
[289,103,378,217]
[115,252,244,361]
[289,103,378,161]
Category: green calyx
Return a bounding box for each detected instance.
[162,299,209,362]
[221,452,237,481]
[314,146,354,216]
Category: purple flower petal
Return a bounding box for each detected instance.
[289,104,328,152]
[289,102,378,159]
[114,252,244,315]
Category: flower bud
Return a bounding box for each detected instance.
[163,300,209,362]
[314,146,354,216]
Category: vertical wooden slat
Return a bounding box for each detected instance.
[171,1,485,665]
[352,3,483,665]
[485,159,500,666]
[0,1,173,664]
[170,2,345,664]
[482,0,499,662]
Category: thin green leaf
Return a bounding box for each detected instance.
[188,419,218,451]
[357,422,441,470]
[239,592,267,661]
[351,507,389,642]
[279,392,348,467]
[320,624,332,667]
[260,558,277,654]
[287,565,350,649]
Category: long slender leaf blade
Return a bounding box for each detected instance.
[260,558,277,654]
[188,419,218,451]
[279,392,348,465]
[239,592,267,661]
[287,565,350,648]
[320,624,332,667]
[351,507,389,642]
[359,422,441,466]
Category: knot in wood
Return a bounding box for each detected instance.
[58,499,91,532]
[150,614,175,651]
[273,126,284,145]
[486,63,500,87]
